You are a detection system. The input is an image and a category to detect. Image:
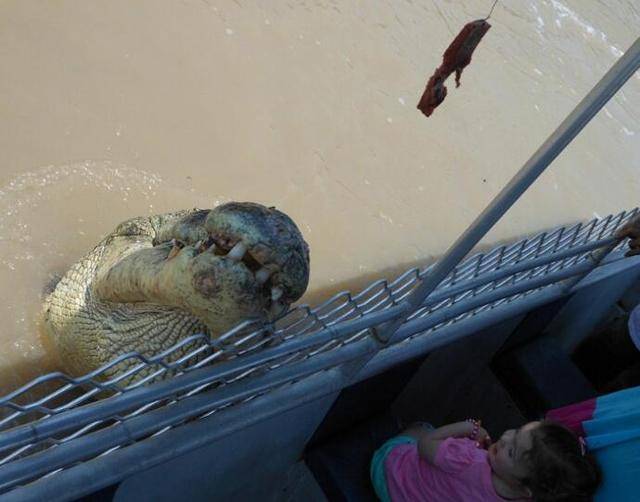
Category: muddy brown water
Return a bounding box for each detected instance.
[0,1,638,400]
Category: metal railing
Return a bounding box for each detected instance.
[0,209,636,492]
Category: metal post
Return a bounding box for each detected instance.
[377,37,640,343]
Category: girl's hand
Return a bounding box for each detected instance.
[466,419,491,448]
[476,426,491,449]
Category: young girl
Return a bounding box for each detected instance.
[371,419,601,501]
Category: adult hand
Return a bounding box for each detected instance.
[616,214,640,257]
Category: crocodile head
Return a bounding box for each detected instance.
[94,202,310,334]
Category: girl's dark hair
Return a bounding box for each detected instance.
[521,421,602,502]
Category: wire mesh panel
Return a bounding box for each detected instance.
[0,209,636,490]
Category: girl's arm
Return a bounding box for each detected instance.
[402,421,489,464]
[417,421,473,463]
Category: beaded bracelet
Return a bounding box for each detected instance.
[466,418,480,441]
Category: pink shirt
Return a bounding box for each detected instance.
[384,437,508,502]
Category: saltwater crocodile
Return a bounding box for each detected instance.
[43,202,310,381]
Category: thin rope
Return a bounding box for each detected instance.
[484,0,499,20]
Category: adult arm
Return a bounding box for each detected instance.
[616,214,640,256]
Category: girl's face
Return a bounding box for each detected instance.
[488,421,540,483]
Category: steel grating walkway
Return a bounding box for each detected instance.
[0,208,636,493]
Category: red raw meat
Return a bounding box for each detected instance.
[417,19,491,117]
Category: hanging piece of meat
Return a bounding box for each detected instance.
[417,19,491,117]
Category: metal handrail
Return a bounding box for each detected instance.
[0,226,634,497]
[0,250,630,491]
[0,235,618,454]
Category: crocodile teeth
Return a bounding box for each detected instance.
[167,239,184,260]
[269,300,286,318]
[194,240,204,253]
[227,242,247,261]
[255,267,272,284]
[205,239,217,252]
[271,286,284,302]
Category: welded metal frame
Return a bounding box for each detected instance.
[0,211,637,497]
